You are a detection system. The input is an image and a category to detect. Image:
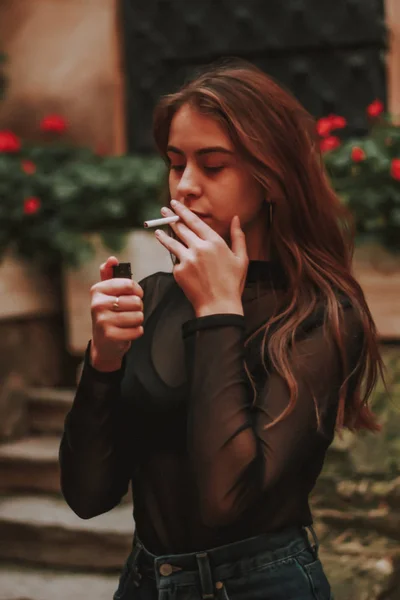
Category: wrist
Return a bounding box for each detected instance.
[89,343,123,373]
[195,300,244,318]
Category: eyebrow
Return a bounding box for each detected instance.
[167,145,234,156]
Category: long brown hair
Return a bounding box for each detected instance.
[153,57,384,433]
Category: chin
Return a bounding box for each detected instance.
[219,228,232,243]
[206,219,230,242]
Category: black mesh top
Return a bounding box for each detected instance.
[59,260,363,555]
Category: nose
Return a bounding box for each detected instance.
[176,165,202,201]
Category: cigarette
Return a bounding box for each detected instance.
[143,215,180,228]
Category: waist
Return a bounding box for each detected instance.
[134,525,318,585]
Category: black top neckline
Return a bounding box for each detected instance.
[245,259,286,288]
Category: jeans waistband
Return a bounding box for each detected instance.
[132,525,319,595]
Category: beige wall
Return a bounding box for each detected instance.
[386,0,400,119]
[0,0,124,152]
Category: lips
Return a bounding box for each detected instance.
[192,212,211,218]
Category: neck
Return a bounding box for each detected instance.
[245,236,271,261]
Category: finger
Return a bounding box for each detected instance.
[100,256,119,281]
[161,206,199,247]
[93,279,143,299]
[230,216,248,262]
[117,295,144,312]
[112,311,144,328]
[107,325,144,342]
[104,294,143,313]
[154,229,187,261]
[169,200,218,241]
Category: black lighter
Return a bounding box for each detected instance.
[112,262,132,279]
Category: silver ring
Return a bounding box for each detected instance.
[112,296,120,311]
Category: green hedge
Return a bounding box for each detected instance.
[0,100,399,269]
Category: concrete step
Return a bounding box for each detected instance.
[0,434,132,502]
[0,495,133,571]
[0,564,117,600]
[27,388,73,435]
[0,436,61,494]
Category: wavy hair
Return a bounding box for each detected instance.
[153,58,384,432]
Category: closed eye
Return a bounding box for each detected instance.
[204,166,224,173]
[169,164,225,174]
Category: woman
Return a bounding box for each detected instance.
[59,59,384,600]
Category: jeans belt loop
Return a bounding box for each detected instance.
[131,538,143,587]
[196,552,215,599]
[306,524,320,559]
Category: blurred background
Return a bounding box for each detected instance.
[0,1,399,599]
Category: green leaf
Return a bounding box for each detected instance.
[391,209,400,226]
[52,175,80,202]
[99,230,128,252]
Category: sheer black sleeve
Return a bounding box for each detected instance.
[183,303,363,527]
[58,272,172,519]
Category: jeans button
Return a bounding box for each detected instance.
[159,563,173,576]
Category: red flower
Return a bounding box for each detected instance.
[316,117,333,137]
[391,158,400,181]
[367,99,384,118]
[23,197,41,215]
[0,130,21,153]
[328,115,347,130]
[317,115,347,138]
[351,147,366,162]
[320,136,341,153]
[40,114,67,134]
[21,159,36,174]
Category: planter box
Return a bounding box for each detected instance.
[0,251,60,320]
[353,244,400,340]
[63,230,172,355]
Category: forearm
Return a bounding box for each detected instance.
[59,345,129,518]
[183,316,262,525]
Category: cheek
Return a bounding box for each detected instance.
[216,174,256,216]
[168,172,177,194]
[240,176,264,211]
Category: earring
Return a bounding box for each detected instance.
[266,201,276,229]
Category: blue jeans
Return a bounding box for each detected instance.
[113,526,333,600]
